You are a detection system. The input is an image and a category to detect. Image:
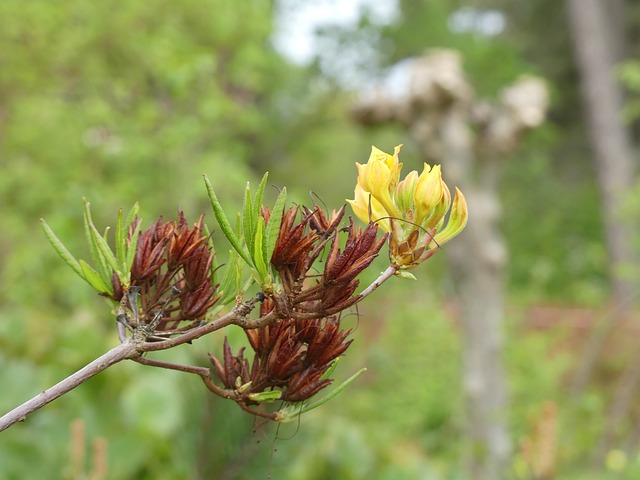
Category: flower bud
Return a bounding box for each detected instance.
[348,145,468,269]
[394,170,418,219]
[414,164,444,224]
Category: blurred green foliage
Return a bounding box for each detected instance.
[0,0,299,477]
[0,0,633,478]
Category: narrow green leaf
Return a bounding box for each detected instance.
[254,174,270,269]
[124,222,140,285]
[79,260,113,295]
[253,217,268,281]
[83,201,110,281]
[203,223,218,285]
[217,249,244,306]
[115,208,125,268]
[122,203,141,282]
[124,202,140,228]
[252,172,269,226]
[279,368,367,422]
[115,202,139,271]
[88,221,122,279]
[217,249,236,295]
[265,187,287,264]
[40,219,83,278]
[234,211,243,237]
[321,357,341,380]
[242,182,254,259]
[203,175,253,266]
[248,390,282,403]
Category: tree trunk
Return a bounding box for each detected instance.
[566,0,632,395]
[352,50,548,479]
[566,0,638,462]
[420,111,511,479]
[566,0,635,307]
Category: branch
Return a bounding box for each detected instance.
[138,294,263,352]
[0,342,140,432]
[357,265,397,300]
[0,297,263,433]
[132,356,211,376]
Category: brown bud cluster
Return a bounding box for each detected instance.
[111,212,220,335]
[209,298,352,403]
[209,205,385,406]
[270,205,387,318]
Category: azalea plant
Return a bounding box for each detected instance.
[0,145,467,431]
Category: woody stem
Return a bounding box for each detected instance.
[357,265,398,301]
[0,342,140,433]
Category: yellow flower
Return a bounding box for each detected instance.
[414,163,444,223]
[353,145,402,219]
[347,183,392,232]
[347,145,468,269]
[394,170,419,218]
[433,187,467,246]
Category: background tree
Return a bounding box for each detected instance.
[352,49,548,480]
[566,0,636,310]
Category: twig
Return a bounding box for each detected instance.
[0,301,256,432]
[357,265,397,300]
[0,342,139,432]
[132,356,211,376]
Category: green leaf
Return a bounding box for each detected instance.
[124,222,140,286]
[252,217,268,282]
[218,249,244,306]
[203,222,218,284]
[248,389,282,403]
[395,270,417,280]
[87,218,122,279]
[252,172,269,226]
[124,202,140,228]
[83,201,110,281]
[321,357,341,380]
[40,219,83,278]
[115,202,140,276]
[242,182,254,258]
[278,368,367,422]
[115,207,126,268]
[203,174,253,266]
[220,250,256,309]
[265,187,287,264]
[79,260,113,295]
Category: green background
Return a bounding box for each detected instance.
[0,1,637,478]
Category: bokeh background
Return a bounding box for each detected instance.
[1,1,639,478]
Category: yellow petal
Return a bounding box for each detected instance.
[347,184,392,232]
[370,145,397,169]
[433,187,468,245]
[389,145,404,190]
[414,164,444,222]
[395,170,418,215]
[367,161,400,217]
[393,144,403,161]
